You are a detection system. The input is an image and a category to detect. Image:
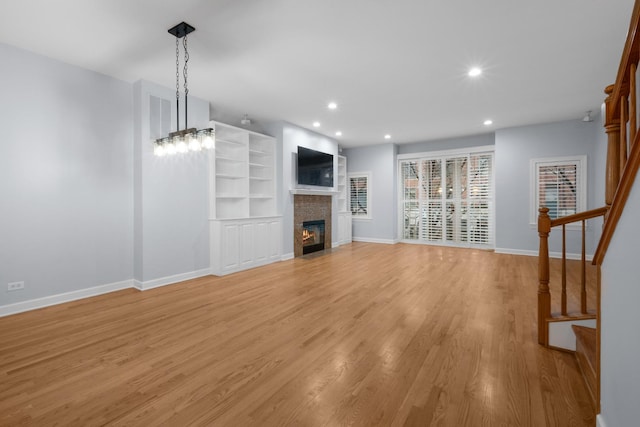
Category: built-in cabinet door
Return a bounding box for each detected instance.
[239,223,254,266]
[253,222,269,262]
[338,212,352,244]
[211,217,283,275]
[221,223,240,271]
[268,220,282,260]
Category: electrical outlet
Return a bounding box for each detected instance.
[7,281,24,292]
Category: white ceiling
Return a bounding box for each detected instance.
[0,0,635,147]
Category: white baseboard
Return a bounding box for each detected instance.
[0,268,214,317]
[596,414,608,427]
[0,279,134,318]
[281,252,294,261]
[494,248,594,262]
[352,237,399,245]
[135,268,212,291]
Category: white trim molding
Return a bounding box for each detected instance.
[0,279,134,318]
[290,188,339,196]
[0,268,214,317]
[494,247,594,262]
[281,252,295,261]
[352,237,399,245]
[135,268,212,291]
[596,414,608,427]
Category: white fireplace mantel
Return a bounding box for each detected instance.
[290,188,340,196]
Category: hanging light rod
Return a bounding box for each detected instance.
[154,21,214,157]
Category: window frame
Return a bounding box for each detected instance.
[529,155,587,228]
[348,172,372,220]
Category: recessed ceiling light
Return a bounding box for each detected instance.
[384,134,391,140]
[313,121,321,127]
[335,131,342,137]
[468,67,482,77]
[483,119,493,126]
[328,102,337,110]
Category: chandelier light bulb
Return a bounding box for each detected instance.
[188,134,202,151]
[166,141,177,155]
[176,137,188,153]
[154,144,166,157]
[202,134,214,149]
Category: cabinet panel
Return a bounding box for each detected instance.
[338,212,352,244]
[221,223,240,270]
[253,222,268,262]
[211,217,282,275]
[268,220,282,260]
[239,223,254,266]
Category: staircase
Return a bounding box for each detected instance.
[572,325,597,405]
[537,0,640,416]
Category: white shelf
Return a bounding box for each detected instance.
[249,149,270,155]
[217,194,247,199]
[216,155,245,162]
[216,137,245,146]
[210,120,277,220]
[216,174,245,179]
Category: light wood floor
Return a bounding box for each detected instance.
[0,243,595,426]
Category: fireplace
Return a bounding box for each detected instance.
[302,220,325,255]
[293,194,332,257]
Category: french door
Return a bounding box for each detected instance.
[399,151,494,248]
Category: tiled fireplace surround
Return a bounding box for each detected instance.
[293,195,332,257]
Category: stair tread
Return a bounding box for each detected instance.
[572,325,596,369]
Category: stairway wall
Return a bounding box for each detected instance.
[599,172,640,427]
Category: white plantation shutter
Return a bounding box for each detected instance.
[399,150,494,248]
[468,154,493,245]
[531,156,586,222]
[349,174,370,218]
[401,162,419,239]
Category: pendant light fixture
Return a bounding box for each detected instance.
[153,22,214,157]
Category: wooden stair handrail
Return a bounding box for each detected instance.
[594,130,640,265]
[549,206,609,228]
[608,1,640,119]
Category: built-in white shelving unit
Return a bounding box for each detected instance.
[337,155,352,245]
[209,121,281,275]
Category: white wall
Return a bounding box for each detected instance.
[343,143,398,242]
[495,118,605,255]
[0,43,133,306]
[599,172,640,427]
[133,80,211,285]
[272,122,339,257]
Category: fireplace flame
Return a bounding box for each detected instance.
[302,228,315,243]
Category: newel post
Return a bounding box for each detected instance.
[604,84,621,207]
[538,207,551,346]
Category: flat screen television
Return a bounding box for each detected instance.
[297,146,334,187]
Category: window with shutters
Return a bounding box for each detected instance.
[530,156,586,225]
[399,148,494,247]
[349,173,371,219]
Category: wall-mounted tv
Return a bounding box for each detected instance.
[297,146,334,187]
